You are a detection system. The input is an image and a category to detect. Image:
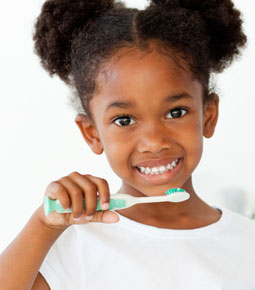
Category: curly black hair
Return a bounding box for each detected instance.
[33,0,247,121]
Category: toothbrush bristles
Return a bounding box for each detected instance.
[165,188,185,195]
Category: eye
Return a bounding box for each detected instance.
[113,115,136,127]
[167,108,188,119]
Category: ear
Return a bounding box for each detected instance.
[203,93,219,138]
[75,114,104,155]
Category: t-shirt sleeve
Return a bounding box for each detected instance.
[39,258,62,290]
[38,226,77,290]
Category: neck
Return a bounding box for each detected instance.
[114,177,221,229]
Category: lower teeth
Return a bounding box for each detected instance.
[150,169,171,175]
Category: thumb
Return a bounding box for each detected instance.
[94,211,120,223]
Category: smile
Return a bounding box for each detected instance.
[134,158,182,185]
[137,158,180,175]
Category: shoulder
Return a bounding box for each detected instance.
[221,206,255,236]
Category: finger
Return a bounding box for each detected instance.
[59,174,85,219]
[68,172,98,217]
[92,210,119,223]
[85,175,110,210]
[57,176,84,215]
[45,181,70,209]
[70,212,91,225]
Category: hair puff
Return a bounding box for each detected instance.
[149,0,247,72]
[33,0,115,83]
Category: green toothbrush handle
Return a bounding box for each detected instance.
[44,196,126,216]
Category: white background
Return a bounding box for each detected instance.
[0,0,254,252]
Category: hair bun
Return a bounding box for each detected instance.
[149,0,247,72]
[33,0,114,83]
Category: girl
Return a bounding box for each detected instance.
[0,0,254,289]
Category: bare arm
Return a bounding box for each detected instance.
[0,205,65,290]
[0,172,118,290]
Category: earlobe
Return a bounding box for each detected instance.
[203,93,219,138]
[75,114,104,155]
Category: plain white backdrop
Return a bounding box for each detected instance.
[0,0,254,252]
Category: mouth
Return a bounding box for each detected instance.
[134,158,183,185]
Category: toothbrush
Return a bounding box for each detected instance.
[44,188,190,216]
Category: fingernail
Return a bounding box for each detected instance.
[101,203,109,210]
[73,217,82,222]
[85,215,94,221]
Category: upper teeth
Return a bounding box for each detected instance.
[138,159,179,175]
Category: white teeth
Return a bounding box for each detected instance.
[138,159,179,175]
[171,160,177,167]
[167,164,172,170]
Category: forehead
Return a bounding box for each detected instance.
[92,46,202,108]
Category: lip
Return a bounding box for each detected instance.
[134,158,183,185]
[134,156,181,168]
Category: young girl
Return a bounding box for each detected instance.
[1,0,254,289]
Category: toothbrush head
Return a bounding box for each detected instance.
[165,188,185,195]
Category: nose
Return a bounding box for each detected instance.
[136,122,172,154]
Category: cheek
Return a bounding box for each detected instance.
[101,131,131,175]
[182,115,204,166]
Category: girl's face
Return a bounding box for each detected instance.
[76,46,218,197]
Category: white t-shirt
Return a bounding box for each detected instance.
[39,206,255,290]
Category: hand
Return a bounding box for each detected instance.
[37,172,119,230]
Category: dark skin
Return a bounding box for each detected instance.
[0,45,222,290]
[75,45,221,229]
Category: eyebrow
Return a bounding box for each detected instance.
[105,92,192,112]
